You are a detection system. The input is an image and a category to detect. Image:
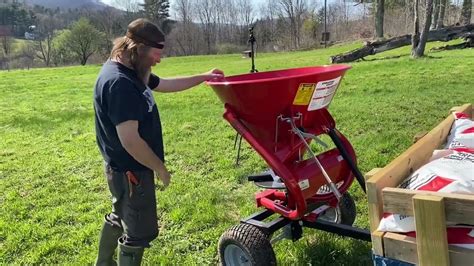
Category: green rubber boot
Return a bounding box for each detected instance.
[95,216,123,266]
[117,237,144,266]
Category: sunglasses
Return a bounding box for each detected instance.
[126,32,164,50]
[153,43,165,49]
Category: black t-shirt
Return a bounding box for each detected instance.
[94,60,164,172]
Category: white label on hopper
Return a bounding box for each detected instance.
[469,229,474,238]
[308,76,341,111]
[298,179,310,190]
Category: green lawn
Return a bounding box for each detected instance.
[0,42,473,265]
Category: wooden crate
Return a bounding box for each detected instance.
[366,103,474,266]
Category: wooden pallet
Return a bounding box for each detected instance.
[366,103,474,266]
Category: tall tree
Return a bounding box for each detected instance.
[172,0,200,55]
[141,0,171,33]
[412,0,420,54]
[412,0,434,57]
[64,18,105,65]
[220,0,239,44]
[258,0,279,49]
[460,0,472,25]
[35,15,60,67]
[436,0,446,29]
[235,0,255,29]
[375,0,385,38]
[18,41,36,69]
[86,7,122,56]
[196,0,216,54]
[1,35,12,59]
[236,0,255,43]
[0,3,35,38]
[0,22,12,59]
[276,0,308,49]
[431,0,440,29]
[51,29,75,66]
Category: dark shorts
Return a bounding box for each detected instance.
[104,163,159,247]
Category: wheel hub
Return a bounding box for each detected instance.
[318,206,341,223]
[224,244,251,266]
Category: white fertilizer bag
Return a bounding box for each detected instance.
[446,112,474,149]
[430,147,474,161]
[377,150,474,248]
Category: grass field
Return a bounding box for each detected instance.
[0,41,473,265]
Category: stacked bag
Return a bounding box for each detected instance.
[377,112,474,249]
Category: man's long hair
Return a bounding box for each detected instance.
[110,36,152,85]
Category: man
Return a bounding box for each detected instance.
[93,18,224,265]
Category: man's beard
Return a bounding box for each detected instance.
[131,56,152,86]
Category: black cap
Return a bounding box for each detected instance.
[126,18,165,49]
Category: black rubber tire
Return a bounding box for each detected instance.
[338,192,357,226]
[218,223,276,266]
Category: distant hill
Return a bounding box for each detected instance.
[25,0,108,10]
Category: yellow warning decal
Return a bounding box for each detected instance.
[293,83,316,105]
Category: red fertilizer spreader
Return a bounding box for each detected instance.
[207,65,370,265]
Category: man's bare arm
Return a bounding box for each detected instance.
[152,68,224,93]
[116,120,170,186]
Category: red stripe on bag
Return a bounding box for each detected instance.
[406,227,474,245]
[452,147,474,154]
[454,112,470,120]
[418,176,454,191]
[461,126,474,134]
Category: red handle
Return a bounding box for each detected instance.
[259,197,301,220]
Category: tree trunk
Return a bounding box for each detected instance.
[413,0,434,57]
[405,0,413,34]
[46,36,52,67]
[436,0,446,29]
[412,0,420,54]
[1,36,12,56]
[460,0,472,25]
[432,0,440,29]
[1,36,12,71]
[37,40,50,67]
[206,28,211,54]
[375,0,385,38]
